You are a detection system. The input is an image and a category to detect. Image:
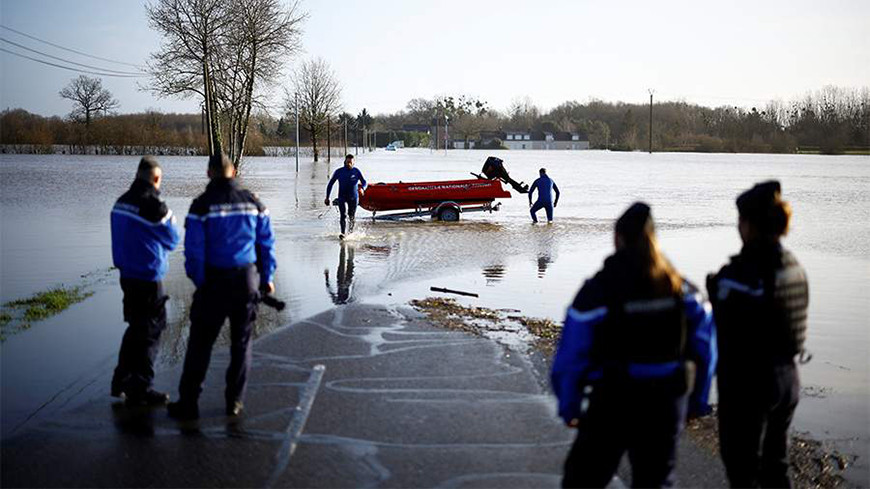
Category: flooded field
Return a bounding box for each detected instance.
[1,149,868,482]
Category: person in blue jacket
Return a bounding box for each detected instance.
[551,202,716,488]
[325,154,367,238]
[167,154,276,420]
[110,156,180,406]
[529,168,560,223]
[707,181,808,488]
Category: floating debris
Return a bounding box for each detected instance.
[409,297,561,354]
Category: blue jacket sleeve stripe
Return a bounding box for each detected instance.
[256,210,277,286]
[152,215,180,251]
[112,207,175,227]
[683,292,717,416]
[184,214,207,287]
[566,306,607,323]
[551,305,607,422]
[715,278,764,299]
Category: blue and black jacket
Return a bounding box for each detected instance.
[529,175,560,205]
[111,179,180,282]
[184,177,276,288]
[551,251,717,423]
[326,166,367,202]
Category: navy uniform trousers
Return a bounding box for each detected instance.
[563,375,688,488]
[178,265,259,405]
[113,278,168,395]
[718,363,799,488]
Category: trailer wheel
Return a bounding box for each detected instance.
[438,207,460,222]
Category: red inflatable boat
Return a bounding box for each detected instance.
[358,157,528,221]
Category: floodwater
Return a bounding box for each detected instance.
[1,150,868,482]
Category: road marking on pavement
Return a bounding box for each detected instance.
[264,364,325,488]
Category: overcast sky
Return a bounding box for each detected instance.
[1,0,868,118]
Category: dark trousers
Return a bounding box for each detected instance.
[113,278,168,395]
[563,377,688,488]
[338,198,357,234]
[718,363,799,488]
[530,200,554,222]
[178,265,259,405]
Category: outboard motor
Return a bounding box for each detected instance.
[479,156,529,193]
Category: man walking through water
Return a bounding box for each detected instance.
[325,154,367,239]
[110,156,180,406]
[529,167,560,223]
[168,154,276,420]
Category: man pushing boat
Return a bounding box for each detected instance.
[529,168,560,223]
[325,154,368,239]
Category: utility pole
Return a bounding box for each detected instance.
[344,118,348,156]
[648,89,654,154]
[327,116,331,163]
[294,91,300,172]
[444,115,449,156]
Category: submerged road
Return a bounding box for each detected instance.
[1,303,726,487]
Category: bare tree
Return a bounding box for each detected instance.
[286,57,342,162]
[59,75,119,126]
[147,0,230,156]
[215,0,305,168]
[507,96,540,130]
[435,95,489,148]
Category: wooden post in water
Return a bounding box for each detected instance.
[294,91,300,172]
[648,89,654,154]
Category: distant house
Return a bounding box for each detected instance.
[452,138,476,149]
[503,130,589,150]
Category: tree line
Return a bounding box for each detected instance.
[3,84,867,156]
[373,87,870,154]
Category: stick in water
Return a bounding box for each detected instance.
[430,286,479,298]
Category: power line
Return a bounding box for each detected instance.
[0,47,145,78]
[0,25,145,69]
[0,37,145,75]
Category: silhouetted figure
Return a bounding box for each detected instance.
[325,154,367,238]
[110,156,179,406]
[529,168,560,223]
[552,202,717,488]
[537,253,552,278]
[168,154,277,420]
[325,242,355,304]
[707,181,808,488]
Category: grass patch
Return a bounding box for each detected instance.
[1,285,93,341]
[6,286,93,321]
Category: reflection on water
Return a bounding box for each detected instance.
[482,264,506,284]
[1,150,869,476]
[325,242,356,304]
[536,254,552,278]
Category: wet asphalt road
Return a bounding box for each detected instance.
[1,303,727,487]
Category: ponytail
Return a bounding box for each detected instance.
[616,202,683,295]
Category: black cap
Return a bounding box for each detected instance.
[615,202,653,243]
[737,180,781,220]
